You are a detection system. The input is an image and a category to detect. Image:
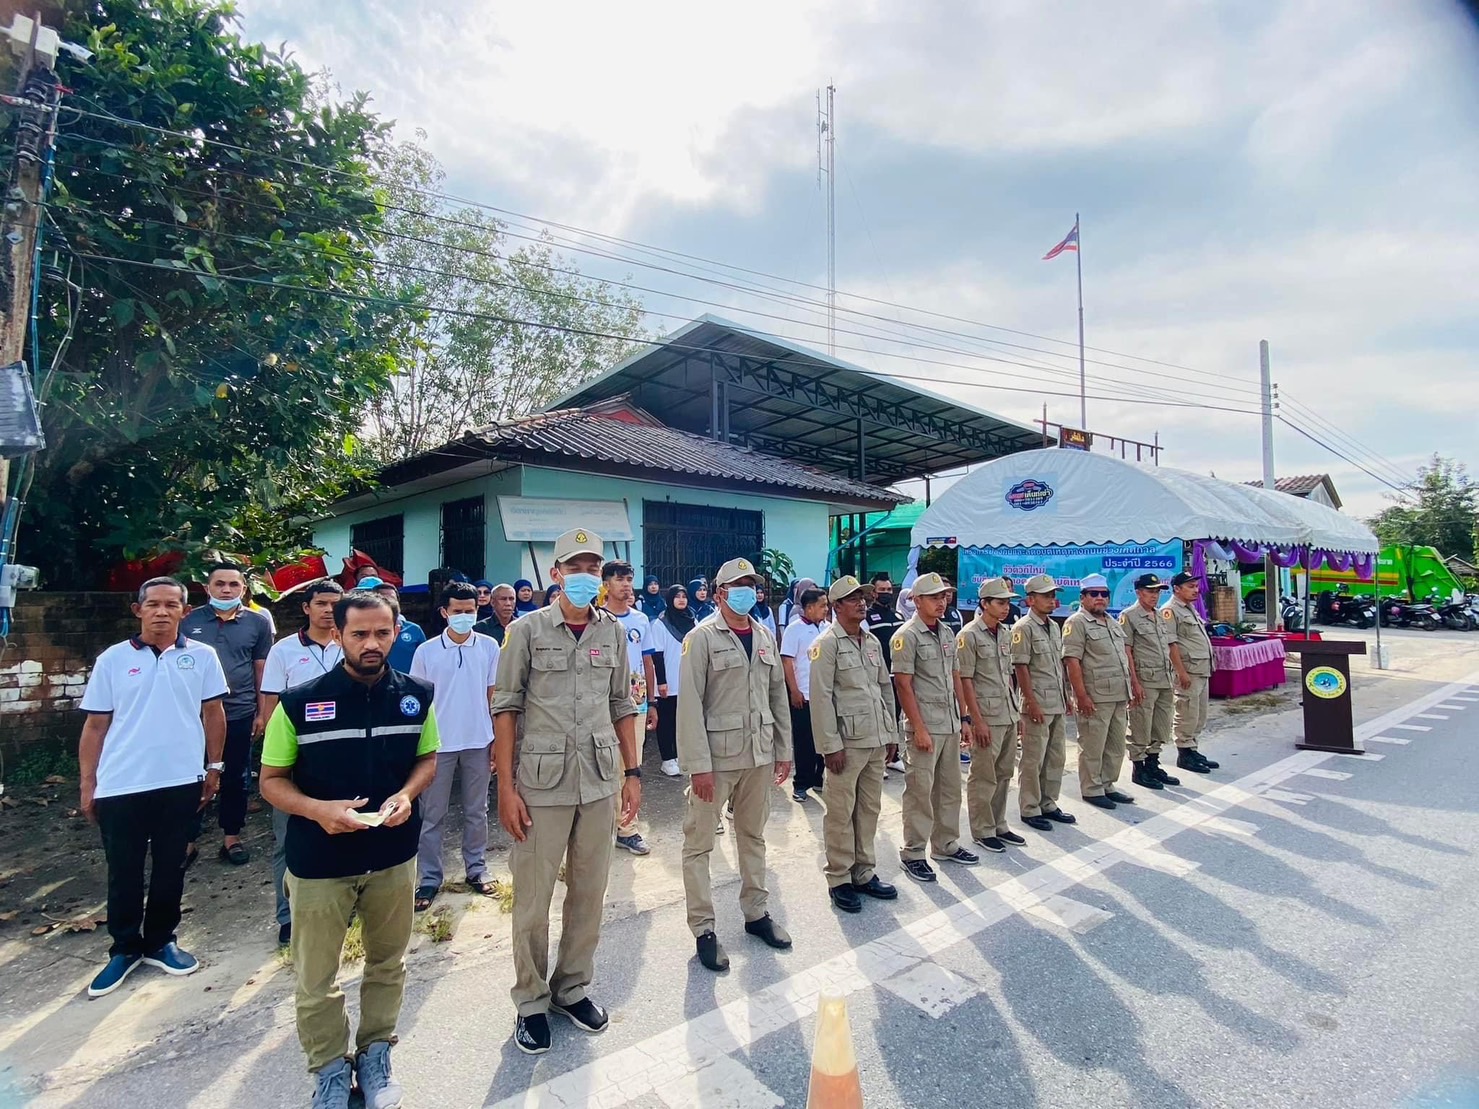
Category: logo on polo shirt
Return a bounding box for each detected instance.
[176,654,195,670]
[127,667,142,676]
[399,695,421,717]
[400,631,414,642]
[305,701,336,722]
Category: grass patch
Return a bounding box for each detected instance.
[441,877,515,914]
[418,907,455,943]
[4,745,80,787]
[341,916,365,962]
[1221,692,1287,715]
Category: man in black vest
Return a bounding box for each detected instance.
[261,591,439,1109]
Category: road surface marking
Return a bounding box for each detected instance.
[1393,724,1431,732]
[1199,816,1260,836]
[1300,768,1353,781]
[491,673,1479,1109]
[1416,713,1449,720]
[655,1054,784,1109]
[1366,736,1412,745]
[1335,751,1385,760]
[1260,788,1315,804]
[1435,703,1467,710]
[1023,894,1115,934]
[879,963,982,1017]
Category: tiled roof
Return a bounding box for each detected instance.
[1244,474,1338,503]
[462,406,908,506]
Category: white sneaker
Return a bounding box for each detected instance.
[660,759,681,777]
[886,758,906,773]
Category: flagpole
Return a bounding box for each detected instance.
[1075,212,1086,430]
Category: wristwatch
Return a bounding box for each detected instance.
[623,767,642,779]
[205,762,225,773]
[959,714,973,725]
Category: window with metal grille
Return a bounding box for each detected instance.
[642,501,764,587]
[351,514,404,574]
[440,496,486,579]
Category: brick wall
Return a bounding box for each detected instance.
[0,590,436,758]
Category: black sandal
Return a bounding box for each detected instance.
[415,885,438,912]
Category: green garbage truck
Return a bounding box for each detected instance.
[1240,545,1464,612]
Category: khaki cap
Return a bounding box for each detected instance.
[977,576,1019,601]
[714,556,762,587]
[910,572,950,596]
[828,575,866,603]
[1023,573,1059,595]
[553,527,604,563]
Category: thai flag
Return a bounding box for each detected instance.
[305,701,336,722]
[1043,221,1079,260]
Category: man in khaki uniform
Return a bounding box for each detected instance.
[1062,573,1136,809]
[809,576,899,913]
[1120,572,1181,791]
[893,572,978,883]
[1012,574,1076,832]
[957,577,1025,853]
[678,556,793,972]
[1164,571,1220,774]
[493,528,641,1056]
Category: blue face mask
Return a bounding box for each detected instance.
[208,596,242,612]
[560,572,601,608]
[446,613,478,635]
[726,586,757,614]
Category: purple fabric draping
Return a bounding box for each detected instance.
[1270,547,1303,569]
[1228,540,1265,563]
[1204,539,1236,562]
[1315,550,1355,573]
[1354,552,1375,580]
[1190,540,1209,619]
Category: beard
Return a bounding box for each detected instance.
[346,652,385,676]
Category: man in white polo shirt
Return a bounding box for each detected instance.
[780,586,830,803]
[257,578,344,946]
[79,576,229,999]
[410,581,500,909]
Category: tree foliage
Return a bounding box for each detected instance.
[363,137,647,462]
[23,0,413,582]
[1368,454,1478,560]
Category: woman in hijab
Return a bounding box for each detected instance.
[473,579,496,621]
[750,582,777,638]
[514,579,539,614]
[780,577,818,626]
[648,584,694,776]
[687,577,715,621]
[541,583,562,607]
[638,574,666,620]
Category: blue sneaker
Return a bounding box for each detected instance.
[615,832,650,856]
[960,750,972,765]
[311,1057,352,1109]
[87,953,142,998]
[142,941,199,977]
[354,1041,404,1109]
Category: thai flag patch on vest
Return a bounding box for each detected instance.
[305,701,336,722]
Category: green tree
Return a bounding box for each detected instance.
[363,137,647,462]
[1368,454,1478,559]
[20,0,412,582]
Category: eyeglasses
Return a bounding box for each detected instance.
[1081,589,1110,598]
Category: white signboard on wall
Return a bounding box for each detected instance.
[497,497,634,542]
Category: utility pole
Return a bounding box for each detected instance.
[0,14,59,518]
[817,82,836,355]
[1075,212,1086,430]
[1259,339,1277,632]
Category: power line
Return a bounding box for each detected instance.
[1276,414,1410,497]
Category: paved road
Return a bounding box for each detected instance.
[15,655,1479,1108]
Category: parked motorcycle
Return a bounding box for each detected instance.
[1279,595,1305,631]
[1379,596,1437,629]
[1435,593,1474,631]
[1314,589,1374,629]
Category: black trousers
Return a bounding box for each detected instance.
[654,695,679,762]
[790,702,825,792]
[191,714,253,839]
[96,782,201,957]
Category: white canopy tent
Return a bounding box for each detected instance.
[909,450,1378,554]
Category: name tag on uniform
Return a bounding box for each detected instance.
[305,701,336,722]
[590,648,602,658]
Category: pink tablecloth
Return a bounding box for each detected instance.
[1208,637,1288,698]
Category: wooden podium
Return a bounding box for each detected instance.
[1284,640,1367,754]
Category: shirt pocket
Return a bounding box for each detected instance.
[518,735,566,791]
[531,649,570,672]
[592,726,619,780]
[705,711,747,757]
[711,649,746,673]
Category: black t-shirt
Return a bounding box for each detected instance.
[733,626,753,658]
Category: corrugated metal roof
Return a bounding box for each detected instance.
[460,406,908,506]
[1244,474,1340,506]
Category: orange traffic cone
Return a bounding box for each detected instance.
[806,993,864,1108]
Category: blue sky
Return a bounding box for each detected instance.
[238,0,1479,518]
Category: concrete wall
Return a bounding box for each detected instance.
[312,464,835,588]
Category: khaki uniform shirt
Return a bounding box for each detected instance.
[808,623,898,755]
[1011,612,1068,716]
[1062,609,1133,703]
[956,617,1021,728]
[677,613,792,774]
[491,604,637,807]
[890,614,960,735]
[1120,603,1174,689]
[1163,598,1214,677]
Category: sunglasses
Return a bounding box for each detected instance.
[1081,589,1110,598]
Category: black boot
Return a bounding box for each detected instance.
[1148,754,1180,786]
[1131,760,1165,790]
[696,931,729,971]
[1175,748,1212,774]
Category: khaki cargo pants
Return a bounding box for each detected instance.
[899,727,964,863]
[510,795,618,1017]
[1019,712,1068,818]
[1127,685,1174,761]
[1076,699,1129,798]
[1174,674,1211,749]
[821,746,886,887]
[966,718,1018,839]
[682,764,773,936]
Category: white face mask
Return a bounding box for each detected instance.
[446,613,477,635]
